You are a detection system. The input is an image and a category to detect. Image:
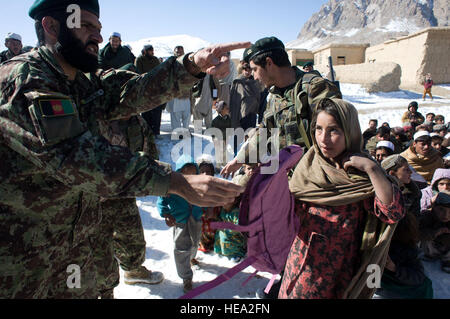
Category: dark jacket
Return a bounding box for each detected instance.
[212,114,232,141]
[229,75,263,129]
[135,54,160,75]
[98,43,136,70]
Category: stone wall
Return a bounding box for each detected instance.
[318,62,402,93]
[365,27,450,87]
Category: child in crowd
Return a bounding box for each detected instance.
[214,174,248,262]
[157,155,204,293]
[375,155,433,299]
[434,115,445,125]
[420,169,450,273]
[197,159,221,253]
[375,141,395,163]
[211,101,232,168]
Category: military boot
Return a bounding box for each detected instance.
[124,266,164,285]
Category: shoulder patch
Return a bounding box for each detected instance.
[38,99,76,117]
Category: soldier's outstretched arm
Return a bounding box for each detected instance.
[168,172,244,208]
[102,42,251,121]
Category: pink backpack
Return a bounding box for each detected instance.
[180,145,303,299]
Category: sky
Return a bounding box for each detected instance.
[0,0,329,51]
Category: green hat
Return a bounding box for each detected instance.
[29,0,100,20]
[245,36,285,62]
[303,61,314,68]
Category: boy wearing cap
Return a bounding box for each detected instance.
[375,141,395,163]
[401,131,444,184]
[0,32,24,63]
[401,101,425,128]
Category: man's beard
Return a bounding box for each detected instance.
[56,26,98,73]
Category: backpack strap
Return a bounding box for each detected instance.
[179,256,257,299]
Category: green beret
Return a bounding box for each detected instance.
[245,36,285,62]
[29,0,100,20]
[303,61,314,68]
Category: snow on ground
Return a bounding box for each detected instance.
[114,83,450,299]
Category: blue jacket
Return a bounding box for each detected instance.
[157,155,204,224]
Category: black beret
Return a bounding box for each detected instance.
[29,0,100,20]
[245,37,285,62]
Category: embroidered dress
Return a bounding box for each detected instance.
[279,189,404,299]
[214,207,247,259]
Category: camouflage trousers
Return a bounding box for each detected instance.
[96,198,147,294]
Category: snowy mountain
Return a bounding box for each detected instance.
[124,34,211,59]
[287,0,449,50]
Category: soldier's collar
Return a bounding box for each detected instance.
[38,47,69,81]
[270,67,305,96]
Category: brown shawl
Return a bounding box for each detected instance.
[401,146,444,184]
[289,99,375,206]
[289,98,399,299]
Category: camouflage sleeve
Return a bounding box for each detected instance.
[99,55,202,121]
[0,62,172,199]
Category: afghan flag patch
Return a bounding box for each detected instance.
[38,99,76,117]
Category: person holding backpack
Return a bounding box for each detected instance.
[282,98,405,299]
[221,37,341,178]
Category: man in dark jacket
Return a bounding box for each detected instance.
[98,32,135,70]
[135,44,165,136]
[229,61,264,131]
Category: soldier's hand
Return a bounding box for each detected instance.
[168,172,244,207]
[193,42,251,78]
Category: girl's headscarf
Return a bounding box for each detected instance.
[289,98,377,206]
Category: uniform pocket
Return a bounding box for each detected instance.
[26,91,86,146]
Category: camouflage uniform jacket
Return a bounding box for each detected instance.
[0,46,200,298]
[235,68,341,163]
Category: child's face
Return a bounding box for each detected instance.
[221,106,230,117]
[433,205,450,223]
[199,165,214,176]
[244,165,255,177]
[437,178,450,193]
[392,164,412,185]
[426,114,434,122]
[181,165,198,176]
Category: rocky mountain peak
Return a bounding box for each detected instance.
[288,0,449,50]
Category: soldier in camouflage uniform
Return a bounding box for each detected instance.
[221,37,342,178]
[0,0,248,298]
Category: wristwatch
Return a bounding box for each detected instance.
[186,52,202,76]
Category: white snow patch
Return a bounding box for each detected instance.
[124,34,211,59]
[375,18,422,33]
